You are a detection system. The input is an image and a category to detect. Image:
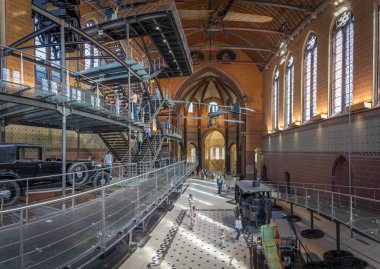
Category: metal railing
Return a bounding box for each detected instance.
[0,160,198,269]
[0,162,139,209]
[262,181,380,242]
[0,45,147,126]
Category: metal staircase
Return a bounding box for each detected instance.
[99,131,134,162]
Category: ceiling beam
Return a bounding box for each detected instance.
[240,0,313,12]
[183,26,285,36]
[190,45,276,53]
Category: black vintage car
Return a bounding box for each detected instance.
[0,144,110,207]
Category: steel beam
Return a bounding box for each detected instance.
[1,24,59,55]
[31,4,143,81]
[190,45,276,53]
[183,26,285,36]
[240,0,313,12]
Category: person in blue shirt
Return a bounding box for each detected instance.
[104,151,113,179]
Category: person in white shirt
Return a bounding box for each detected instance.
[234,215,243,242]
[104,151,113,179]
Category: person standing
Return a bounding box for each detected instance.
[190,205,197,231]
[131,92,138,120]
[188,194,193,210]
[217,174,222,194]
[145,125,151,138]
[164,117,170,134]
[234,215,243,242]
[104,151,113,179]
[136,131,143,154]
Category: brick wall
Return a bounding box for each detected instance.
[261,0,380,195]
[159,62,263,176]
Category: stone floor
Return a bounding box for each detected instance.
[162,209,250,269]
[120,178,251,269]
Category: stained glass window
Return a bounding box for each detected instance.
[332,12,354,114]
[272,68,280,130]
[304,34,318,122]
[285,55,294,127]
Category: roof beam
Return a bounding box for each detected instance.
[190,45,276,53]
[183,26,285,36]
[240,0,313,12]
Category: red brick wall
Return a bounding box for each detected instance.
[261,0,380,198]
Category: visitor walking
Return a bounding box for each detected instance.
[104,151,113,179]
[234,215,243,242]
[220,228,226,248]
[190,205,197,231]
[188,194,193,210]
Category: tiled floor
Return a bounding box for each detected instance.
[120,178,251,269]
[163,209,250,269]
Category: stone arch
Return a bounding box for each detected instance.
[203,129,225,172]
[187,143,197,163]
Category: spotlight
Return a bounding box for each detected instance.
[155,26,160,30]
[163,39,167,43]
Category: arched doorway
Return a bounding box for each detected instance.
[230,144,237,175]
[332,155,350,206]
[178,143,183,161]
[187,143,197,163]
[203,130,225,172]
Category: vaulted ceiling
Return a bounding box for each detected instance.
[174,0,328,69]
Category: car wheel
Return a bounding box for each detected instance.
[67,163,89,186]
[92,172,110,188]
[0,181,21,207]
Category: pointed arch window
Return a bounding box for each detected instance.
[188,102,194,113]
[304,34,318,122]
[272,68,280,130]
[332,12,354,114]
[84,21,100,69]
[208,102,218,113]
[285,55,294,127]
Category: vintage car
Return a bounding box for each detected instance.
[0,144,110,207]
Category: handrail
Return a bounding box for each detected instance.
[266,180,380,192]
[0,160,188,214]
[264,182,380,203]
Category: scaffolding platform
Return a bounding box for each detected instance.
[0,81,146,133]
